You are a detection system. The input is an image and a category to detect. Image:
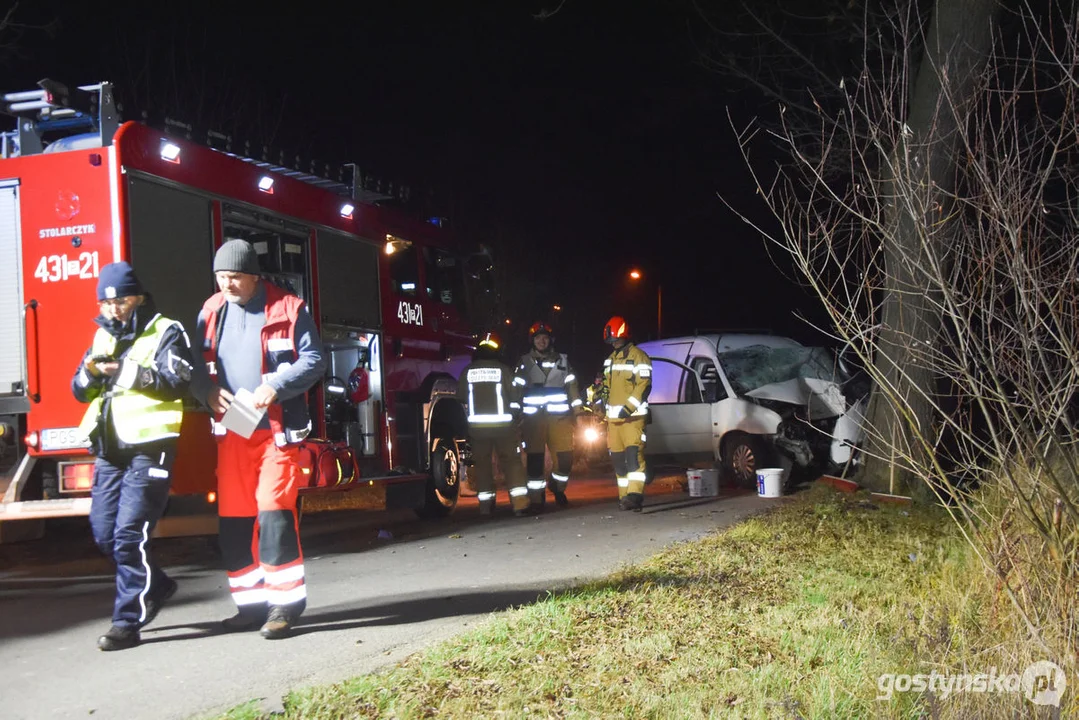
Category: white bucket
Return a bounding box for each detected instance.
[686,469,719,497]
[756,467,786,498]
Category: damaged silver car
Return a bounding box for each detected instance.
[638,334,869,487]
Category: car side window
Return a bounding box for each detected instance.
[691,357,727,402]
[647,358,681,403]
[681,372,704,404]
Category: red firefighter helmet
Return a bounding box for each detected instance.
[529,321,553,340]
[478,330,502,350]
[603,316,630,344]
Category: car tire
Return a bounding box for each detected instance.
[722,433,774,489]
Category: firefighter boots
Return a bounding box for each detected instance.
[98,625,140,651]
[619,493,644,512]
[553,489,569,507]
[260,606,296,639]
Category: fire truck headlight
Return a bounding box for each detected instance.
[160,142,181,163]
[339,203,354,219]
[258,176,275,193]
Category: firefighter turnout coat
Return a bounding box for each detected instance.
[602,341,653,498]
[513,349,582,422]
[457,357,530,511]
[603,342,652,424]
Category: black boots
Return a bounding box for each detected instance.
[98,625,140,651]
[619,493,644,512]
[141,576,178,628]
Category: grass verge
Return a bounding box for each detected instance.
[217,484,1074,719]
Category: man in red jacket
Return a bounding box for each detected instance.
[190,239,326,639]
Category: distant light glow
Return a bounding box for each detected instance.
[552,304,562,312]
[629,269,642,280]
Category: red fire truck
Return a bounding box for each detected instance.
[0,80,497,538]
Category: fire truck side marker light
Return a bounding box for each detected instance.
[25,432,38,448]
[160,142,181,163]
[258,176,274,193]
[340,203,354,219]
[207,492,217,503]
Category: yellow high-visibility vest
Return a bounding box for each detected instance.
[77,314,185,445]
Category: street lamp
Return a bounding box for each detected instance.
[627,269,662,339]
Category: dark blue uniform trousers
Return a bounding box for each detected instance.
[89,449,174,629]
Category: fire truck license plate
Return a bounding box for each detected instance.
[40,427,89,451]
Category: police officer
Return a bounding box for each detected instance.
[72,262,196,650]
[514,322,582,507]
[601,316,652,511]
[457,331,532,515]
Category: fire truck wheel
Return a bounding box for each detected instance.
[416,437,460,519]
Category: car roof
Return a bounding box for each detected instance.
[638,333,804,360]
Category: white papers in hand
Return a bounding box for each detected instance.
[220,387,266,439]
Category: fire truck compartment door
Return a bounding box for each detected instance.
[127,175,214,327]
[0,180,27,401]
[316,229,381,329]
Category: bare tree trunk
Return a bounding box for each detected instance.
[861,0,998,498]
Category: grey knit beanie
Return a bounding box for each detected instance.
[213,239,260,275]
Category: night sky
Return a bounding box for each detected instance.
[7,0,830,376]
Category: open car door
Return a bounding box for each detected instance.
[644,357,713,465]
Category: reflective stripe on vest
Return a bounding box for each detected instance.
[77,315,184,445]
[518,352,571,415]
[466,366,513,424]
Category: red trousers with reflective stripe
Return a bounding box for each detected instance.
[217,429,307,616]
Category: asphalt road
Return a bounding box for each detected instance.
[0,473,777,720]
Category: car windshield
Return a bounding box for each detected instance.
[719,345,844,396]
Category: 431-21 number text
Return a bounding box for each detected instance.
[34,251,100,283]
[397,300,423,326]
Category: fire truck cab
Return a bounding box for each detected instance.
[0,80,498,538]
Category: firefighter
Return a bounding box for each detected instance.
[513,322,582,507]
[72,262,196,651]
[585,371,606,410]
[601,316,652,511]
[190,239,327,639]
[457,331,532,516]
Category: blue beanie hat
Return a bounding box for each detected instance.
[97,262,143,301]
